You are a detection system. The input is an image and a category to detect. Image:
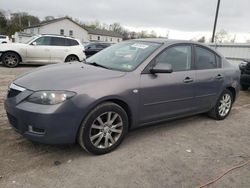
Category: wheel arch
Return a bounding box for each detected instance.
[226,86,236,103]
[64,54,79,62]
[1,50,23,62]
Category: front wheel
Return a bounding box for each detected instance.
[78,102,129,155]
[208,89,233,120]
[2,52,20,67]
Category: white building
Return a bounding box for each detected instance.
[84,27,123,43]
[209,43,250,65]
[14,17,123,44]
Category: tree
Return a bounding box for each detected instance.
[197,36,206,43]
[215,29,229,43]
[0,10,7,34]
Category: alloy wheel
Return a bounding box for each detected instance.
[89,111,123,149]
[218,93,232,117]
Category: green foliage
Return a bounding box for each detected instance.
[0,10,40,36]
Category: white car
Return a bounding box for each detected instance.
[0,35,10,44]
[0,35,86,67]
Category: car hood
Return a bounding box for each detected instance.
[14,62,126,91]
[0,42,27,50]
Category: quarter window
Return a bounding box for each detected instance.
[155,45,192,72]
[195,47,217,69]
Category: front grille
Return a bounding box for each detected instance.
[7,113,18,129]
[7,88,22,98]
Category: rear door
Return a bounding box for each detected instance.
[194,45,224,110]
[26,36,52,63]
[139,44,197,124]
[50,37,69,63]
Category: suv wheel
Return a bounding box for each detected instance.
[65,55,79,62]
[2,52,20,67]
[208,89,233,120]
[78,102,128,155]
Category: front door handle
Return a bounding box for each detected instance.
[215,74,223,80]
[183,77,193,83]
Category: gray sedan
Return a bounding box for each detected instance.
[4,39,240,154]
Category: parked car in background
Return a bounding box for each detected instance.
[84,42,112,57]
[4,39,240,155]
[0,34,86,67]
[0,35,10,43]
[239,59,250,90]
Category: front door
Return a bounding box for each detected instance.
[139,44,196,124]
[26,36,52,63]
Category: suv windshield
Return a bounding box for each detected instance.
[86,41,161,72]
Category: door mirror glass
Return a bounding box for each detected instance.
[150,63,173,74]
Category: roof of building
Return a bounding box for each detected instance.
[24,17,123,38]
[83,26,123,38]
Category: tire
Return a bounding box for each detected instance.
[2,52,20,67]
[78,102,129,155]
[241,84,249,91]
[208,89,233,120]
[65,55,79,62]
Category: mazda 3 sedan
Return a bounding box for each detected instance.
[4,39,240,155]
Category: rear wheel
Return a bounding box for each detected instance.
[65,55,79,62]
[2,52,20,67]
[78,102,128,155]
[208,89,233,120]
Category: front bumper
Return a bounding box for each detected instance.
[240,74,250,86]
[4,89,85,144]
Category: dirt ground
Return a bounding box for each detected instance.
[0,65,250,188]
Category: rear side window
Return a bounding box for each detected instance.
[0,35,6,39]
[51,37,66,46]
[195,46,218,69]
[155,45,192,72]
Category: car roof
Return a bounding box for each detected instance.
[132,38,202,44]
[38,34,77,40]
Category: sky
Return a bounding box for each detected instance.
[1,0,250,42]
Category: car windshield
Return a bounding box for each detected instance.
[86,41,162,72]
[25,36,39,44]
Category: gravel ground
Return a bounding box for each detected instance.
[0,65,250,188]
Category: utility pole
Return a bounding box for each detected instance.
[211,0,221,43]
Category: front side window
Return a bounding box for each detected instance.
[33,37,51,46]
[87,41,161,72]
[154,45,192,72]
[195,46,217,69]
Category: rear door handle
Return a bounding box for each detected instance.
[215,74,223,80]
[183,77,193,83]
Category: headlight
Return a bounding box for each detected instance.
[26,91,76,105]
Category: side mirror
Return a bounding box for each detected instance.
[31,41,37,46]
[150,63,173,74]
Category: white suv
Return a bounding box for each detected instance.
[0,35,86,67]
[0,35,10,44]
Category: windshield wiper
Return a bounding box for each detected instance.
[85,61,110,70]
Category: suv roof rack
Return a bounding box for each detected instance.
[40,34,75,39]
